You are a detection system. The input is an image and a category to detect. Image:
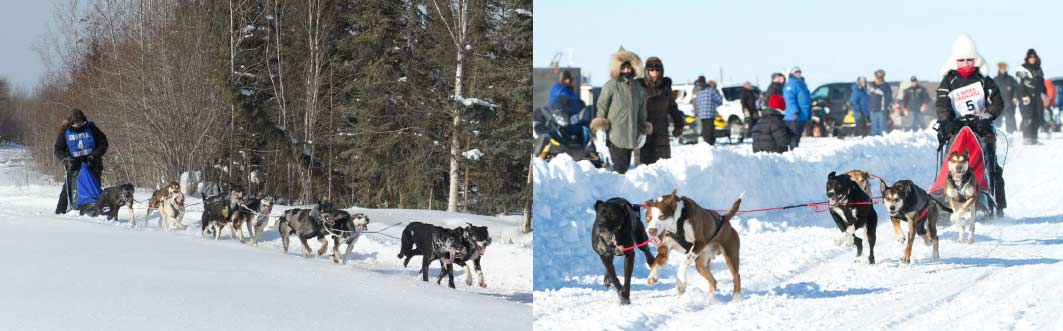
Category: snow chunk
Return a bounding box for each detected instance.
[463,149,484,160]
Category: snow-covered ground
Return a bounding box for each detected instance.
[533,130,1063,330]
[0,145,530,331]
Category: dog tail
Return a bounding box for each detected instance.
[723,193,744,221]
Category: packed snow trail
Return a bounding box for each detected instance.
[533,131,1063,330]
[0,145,531,331]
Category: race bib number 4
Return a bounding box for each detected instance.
[948,81,986,117]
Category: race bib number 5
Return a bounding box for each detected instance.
[948,81,986,117]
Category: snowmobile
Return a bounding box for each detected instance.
[533,106,602,167]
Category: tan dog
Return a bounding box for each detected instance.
[844,170,873,197]
[945,151,981,244]
[643,190,743,299]
[159,191,187,231]
[880,180,945,263]
[146,181,180,218]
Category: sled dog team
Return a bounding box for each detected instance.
[594,151,984,305]
[89,181,494,289]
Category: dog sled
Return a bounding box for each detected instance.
[929,117,999,217]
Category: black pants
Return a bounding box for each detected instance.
[995,102,1018,133]
[983,131,1007,209]
[746,117,759,138]
[1020,102,1044,142]
[785,121,806,148]
[699,119,716,145]
[639,141,670,165]
[607,141,633,174]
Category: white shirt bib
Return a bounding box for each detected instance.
[948,81,986,117]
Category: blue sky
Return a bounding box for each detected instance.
[534,0,1061,89]
[0,0,52,90]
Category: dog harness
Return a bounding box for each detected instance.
[65,124,97,158]
[947,170,973,201]
[667,199,725,253]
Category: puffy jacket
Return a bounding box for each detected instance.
[740,88,760,119]
[783,75,811,121]
[640,77,684,145]
[850,83,869,120]
[867,81,892,112]
[547,82,583,114]
[751,108,791,153]
[935,70,1003,122]
[694,86,723,120]
[595,49,646,149]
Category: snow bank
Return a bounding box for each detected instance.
[533,131,941,289]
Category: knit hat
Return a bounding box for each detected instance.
[790,66,802,74]
[939,33,989,76]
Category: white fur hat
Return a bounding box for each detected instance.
[939,33,990,76]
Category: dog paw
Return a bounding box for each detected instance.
[896,236,906,244]
[479,281,487,288]
[967,237,974,245]
[620,296,631,305]
[675,284,686,296]
[900,256,911,264]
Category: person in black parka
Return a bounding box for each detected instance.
[751,107,792,154]
[54,109,108,214]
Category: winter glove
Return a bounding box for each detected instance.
[977,112,992,120]
[672,126,683,137]
[1022,96,1031,105]
[61,157,73,170]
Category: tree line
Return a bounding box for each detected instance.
[0,0,531,226]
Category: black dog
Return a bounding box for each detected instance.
[92,183,136,225]
[397,222,466,288]
[826,172,878,264]
[592,198,655,305]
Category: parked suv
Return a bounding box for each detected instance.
[673,84,759,144]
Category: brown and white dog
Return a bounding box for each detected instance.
[880,180,950,263]
[159,190,187,231]
[844,170,874,197]
[945,151,981,244]
[147,181,180,218]
[643,190,743,299]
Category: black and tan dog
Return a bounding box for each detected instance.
[200,189,244,240]
[398,222,467,288]
[880,180,952,263]
[96,183,136,225]
[643,190,743,299]
[945,151,982,244]
[826,171,878,264]
[146,181,180,218]
[592,198,655,305]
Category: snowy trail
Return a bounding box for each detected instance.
[533,131,1063,330]
[0,145,531,330]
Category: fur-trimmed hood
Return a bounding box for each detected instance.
[939,33,990,77]
[609,47,643,80]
